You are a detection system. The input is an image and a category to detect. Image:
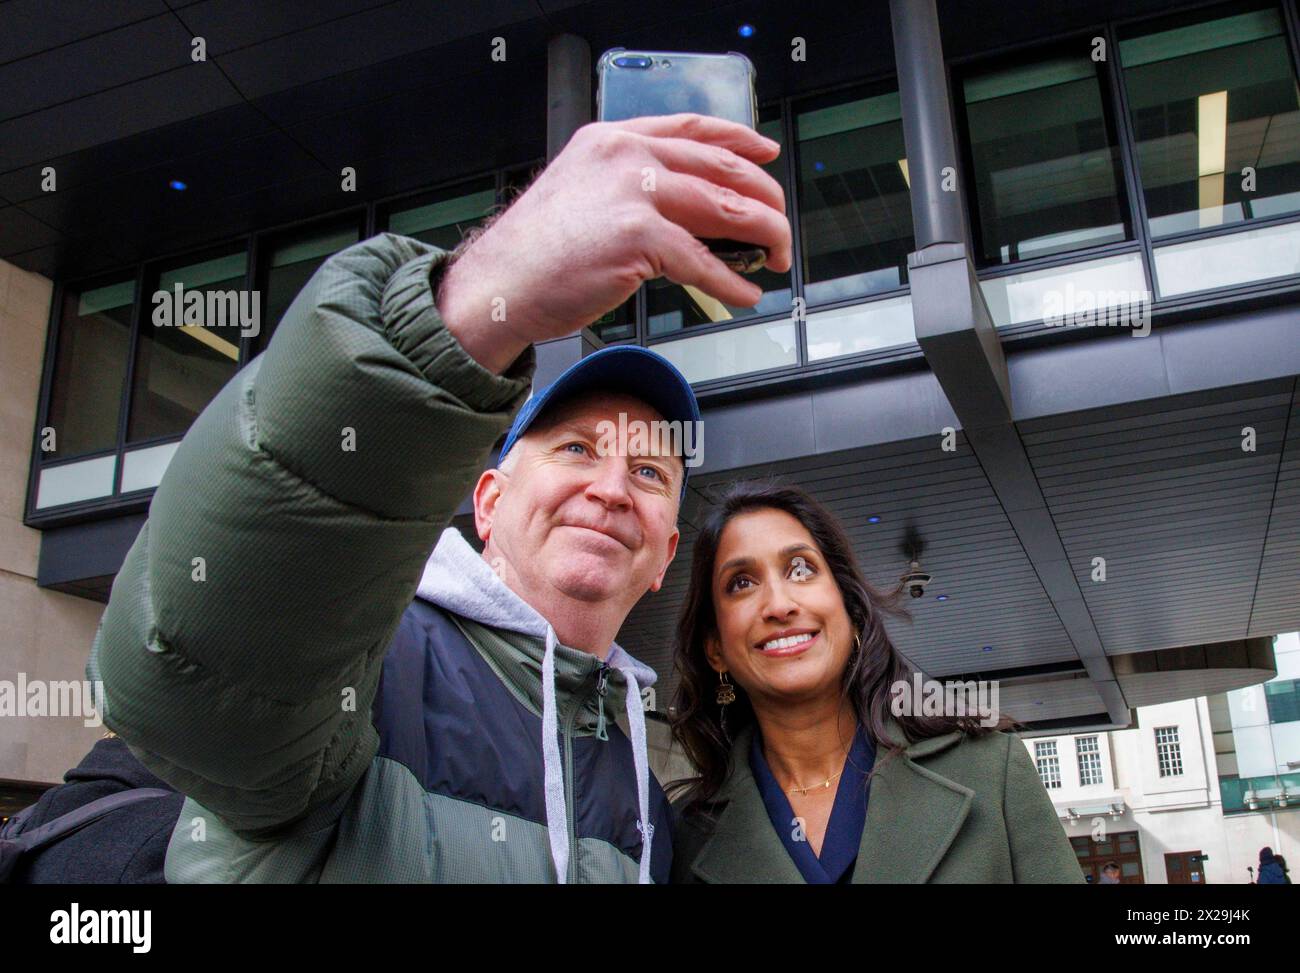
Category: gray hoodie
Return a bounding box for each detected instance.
[415,525,661,883]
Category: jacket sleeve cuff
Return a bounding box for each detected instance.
[380,247,535,414]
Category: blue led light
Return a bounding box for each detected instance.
[867,515,881,524]
[169,180,187,191]
[814,161,826,172]
[738,24,755,38]
[982,645,994,653]
[936,594,948,601]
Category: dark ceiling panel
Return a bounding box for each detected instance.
[18,130,323,235]
[1248,386,1300,639]
[248,21,551,130]
[1023,382,1295,656]
[0,16,194,121]
[0,103,278,207]
[0,0,166,65]
[936,0,1196,58]
[279,58,544,168]
[214,0,536,100]
[176,0,404,56]
[4,233,136,280]
[0,206,61,254]
[0,63,241,172]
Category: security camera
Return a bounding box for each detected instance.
[900,560,932,599]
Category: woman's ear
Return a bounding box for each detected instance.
[704,632,726,673]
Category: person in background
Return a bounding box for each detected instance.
[1256,846,1290,884]
[5,733,182,883]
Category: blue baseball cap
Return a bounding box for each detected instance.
[499,345,701,499]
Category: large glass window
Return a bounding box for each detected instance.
[128,248,246,443]
[795,85,914,305]
[384,179,495,251]
[44,279,133,458]
[256,220,361,353]
[960,44,1130,264]
[645,111,793,339]
[1120,6,1300,236]
[1265,678,1300,723]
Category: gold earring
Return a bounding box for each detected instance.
[716,671,736,706]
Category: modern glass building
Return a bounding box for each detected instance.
[2,0,1299,789]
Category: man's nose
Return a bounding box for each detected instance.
[584,456,633,508]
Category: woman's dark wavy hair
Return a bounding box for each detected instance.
[667,480,1018,811]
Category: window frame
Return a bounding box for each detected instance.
[949,0,1300,339]
[643,75,934,394]
[1113,0,1300,254]
[1035,739,1064,789]
[1077,734,1104,786]
[1155,725,1185,777]
[24,170,514,527]
[122,240,252,462]
[950,30,1137,272]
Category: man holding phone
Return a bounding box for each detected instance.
[88,113,792,883]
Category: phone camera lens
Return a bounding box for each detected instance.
[613,55,652,69]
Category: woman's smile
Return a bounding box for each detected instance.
[754,628,820,657]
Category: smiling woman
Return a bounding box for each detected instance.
[667,481,1083,884]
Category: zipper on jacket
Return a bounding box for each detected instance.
[594,663,611,742]
[562,663,605,883]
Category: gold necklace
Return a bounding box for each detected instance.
[788,768,844,797]
[785,742,852,797]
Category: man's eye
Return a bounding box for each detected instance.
[635,465,664,482]
[564,442,589,456]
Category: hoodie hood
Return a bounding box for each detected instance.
[415,527,658,884]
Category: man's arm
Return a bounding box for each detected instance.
[87,112,792,839]
[89,233,533,837]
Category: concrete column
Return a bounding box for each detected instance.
[889,0,965,248]
[547,34,592,162]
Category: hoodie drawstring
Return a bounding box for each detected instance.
[541,625,655,885]
[541,626,570,883]
[614,664,654,885]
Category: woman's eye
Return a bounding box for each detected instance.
[726,575,753,593]
[790,556,815,581]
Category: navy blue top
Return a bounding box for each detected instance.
[750,723,876,884]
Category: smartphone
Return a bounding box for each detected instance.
[596,49,767,274]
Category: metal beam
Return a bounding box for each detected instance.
[889,0,1129,723]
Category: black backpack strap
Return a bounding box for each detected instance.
[0,788,173,883]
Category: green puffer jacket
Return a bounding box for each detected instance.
[87,233,673,883]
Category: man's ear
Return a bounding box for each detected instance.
[472,467,506,543]
[647,527,680,593]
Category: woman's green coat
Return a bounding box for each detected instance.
[671,718,1085,883]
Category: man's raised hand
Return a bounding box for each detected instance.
[437,113,793,373]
